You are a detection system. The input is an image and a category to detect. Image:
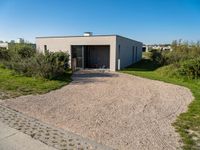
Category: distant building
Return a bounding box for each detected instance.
[143,44,172,52]
[10,40,15,44]
[142,45,148,52]
[16,38,25,44]
[0,42,8,49]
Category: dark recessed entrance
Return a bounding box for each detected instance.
[84,45,110,69]
[71,45,110,69]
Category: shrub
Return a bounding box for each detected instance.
[4,51,70,79]
[148,50,166,65]
[43,51,70,79]
[0,48,11,60]
[146,41,200,79]
[178,57,200,79]
[148,42,200,66]
[17,46,36,58]
[166,41,200,64]
[1,43,70,80]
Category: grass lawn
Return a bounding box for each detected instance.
[0,67,72,99]
[121,59,200,150]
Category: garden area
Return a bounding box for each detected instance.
[0,43,71,99]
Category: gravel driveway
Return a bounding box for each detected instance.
[1,70,193,150]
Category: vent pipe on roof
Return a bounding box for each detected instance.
[83,32,93,36]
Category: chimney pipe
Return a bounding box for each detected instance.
[83,32,93,36]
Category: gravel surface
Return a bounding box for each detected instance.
[2,70,193,150]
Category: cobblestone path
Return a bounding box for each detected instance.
[0,105,113,150]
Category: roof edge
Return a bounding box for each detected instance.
[115,35,143,44]
[36,34,117,39]
[35,34,142,44]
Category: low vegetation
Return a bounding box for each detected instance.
[0,43,71,99]
[0,44,70,79]
[122,41,200,149]
[147,41,200,79]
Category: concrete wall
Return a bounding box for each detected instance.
[116,36,143,70]
[36,36,116,71]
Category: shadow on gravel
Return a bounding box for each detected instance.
[72,70,119,84]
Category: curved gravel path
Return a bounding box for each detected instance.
[1,70,193,150]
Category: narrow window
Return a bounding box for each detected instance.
[44,45,47,51]
[135,47,138,61]
[132,46,135,62]
[118,45,121,59]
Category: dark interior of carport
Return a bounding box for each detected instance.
[71,45,110,69]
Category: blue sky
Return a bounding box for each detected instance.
[0,0,200,44]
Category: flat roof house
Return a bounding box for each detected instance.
[36,33,143,71]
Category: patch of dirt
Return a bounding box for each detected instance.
[2,70,193,150]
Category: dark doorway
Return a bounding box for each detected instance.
[71,45,110,69]
[71,46,83,68]
[84,45,110,69]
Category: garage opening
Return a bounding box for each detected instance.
[71,45,110,69]
[84,45,110,69]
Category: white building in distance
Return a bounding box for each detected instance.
[0,43,8,49]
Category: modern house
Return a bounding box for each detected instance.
[36,33,143,71]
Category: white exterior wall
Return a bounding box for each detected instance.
[36,36,116,71]
[116,36,142,70]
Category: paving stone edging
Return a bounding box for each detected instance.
[0,105,114,150]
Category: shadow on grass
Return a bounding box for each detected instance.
[52,72,72,82]
[124,59,161,71]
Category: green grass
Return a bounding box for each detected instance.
[0,67,72,99]
[121,59,200,150]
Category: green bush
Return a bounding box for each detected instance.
[178,57,200,79]
[1,43,70,79]
[8,43,36,58]
[4,51,70,79]
[165,42,200,64]
[42,51,70,79]
[147,41,200,79]
[0,48,11,60]
[148,42,200,66]
[17,46,36,58]
[148,50,166,65]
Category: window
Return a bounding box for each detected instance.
[135,47,138,61]
[44,45,47,51]
[118,45,121,59]
[132,46,135,62]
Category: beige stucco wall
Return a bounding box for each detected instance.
[36,36,116,71]
[116,36,143,69]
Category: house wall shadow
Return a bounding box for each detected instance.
[71,70,119,84]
